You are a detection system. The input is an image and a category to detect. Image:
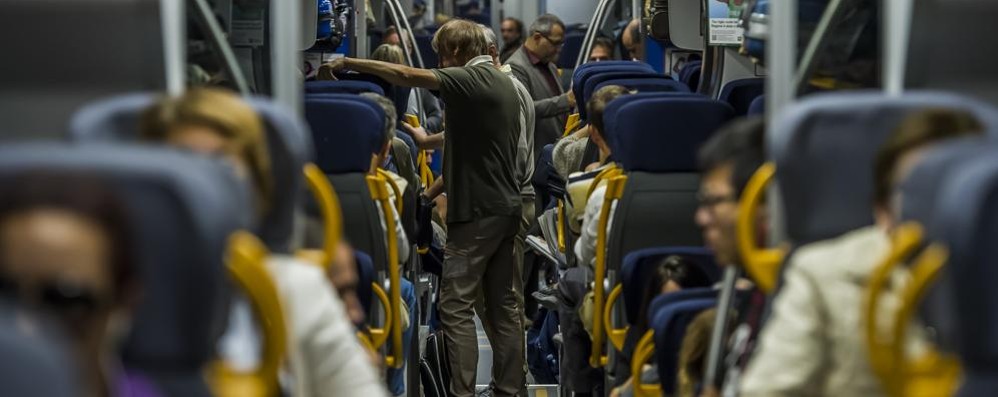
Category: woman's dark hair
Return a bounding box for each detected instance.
[635,255,712,332]
[0,172,136,298]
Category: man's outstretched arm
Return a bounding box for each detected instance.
[318,58,440,90]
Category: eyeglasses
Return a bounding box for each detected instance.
[697,192,737,209]
[538,33,565,47]
[0,273,111,320]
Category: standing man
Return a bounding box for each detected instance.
[499,17,525,63]
[507,14,577,158]
[319,19,524,397]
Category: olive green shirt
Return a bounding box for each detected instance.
[432,58,521,223]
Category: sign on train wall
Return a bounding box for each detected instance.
[708,0,746,46]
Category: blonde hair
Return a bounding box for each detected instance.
[678,308,718,397]
[431,19,488,64]
[372,43,406,65]
[140,88,273,216]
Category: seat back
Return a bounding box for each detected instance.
[772,91,998,247]
[305,94,384,174]
[898,140,998,353]
[719,78,765,116]
[650,297,717,395]
[620,248,719,325]
[305,94,390,272]
[594,77,691,99]
[557,29,586,69]
[572,61,654,119]
[603,94,734,273]
[748,95,766,116]
[0,304,78,397]
[678,60,702,91]
[305,80,385,95]
[0,144,247,394]
[583,71,689,113]
[69,93,315,254]
[931,155,998,380]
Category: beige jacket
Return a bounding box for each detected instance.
[740,226,890,397]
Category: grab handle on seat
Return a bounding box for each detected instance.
[736,162,786,293]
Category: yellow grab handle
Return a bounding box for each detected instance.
[217,231,287,397]
[376,168,404,217]
[366,174,404,368]
[888,243,960,397]
[865,222,925,388]
[588,164,622,198]
[562,112,581,137]
[603,284,628,352]
[590,175,628,368]
[631,330,661,397]
[736,162,786,293]
[367,282,394,349]
[303,163,343,267]
[356,331,377,355]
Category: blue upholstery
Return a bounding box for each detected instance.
[68,93,315,254]
[0,144,247,395]
[593,77,691,100]
[678,60,702,91]
[0,303,77,397]
[355,250,375,321]
[67,92,156,141]
[771,91,998,246]
[604,93,734,172]
[572,61,654,118]
[305,94,385,174]
[650,297,717,395]
[748,94,766,116]
[305,80,385,96]
[931,154,998,388]
[415,33,438,69]
[556,30,586,69]
[719,78,765,116]
[582,71,688,119]
[620,247,719,324]
[898,140,998,353]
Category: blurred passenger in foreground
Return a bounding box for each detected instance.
[141,88,386,396]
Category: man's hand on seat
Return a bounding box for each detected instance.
[401,122,429,145]
[317,58,346,80]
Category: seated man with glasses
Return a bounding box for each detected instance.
[507,13,577,160]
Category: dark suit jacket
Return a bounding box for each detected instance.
[506,46,572,158]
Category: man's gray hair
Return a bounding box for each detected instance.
[478,23,497,48]
[359,92,396,149]
[529,14,565,35]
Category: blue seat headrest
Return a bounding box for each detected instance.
[0,304,78,397]
[772,90,998,246]
[932,154,998,368]
[556,30,586,69]
[896,140,998,355]
[572,61,654,110]
[0,143,247,372]
[620,247,718,324]
[593,77,690,101]
[678,61,702,89]
[650,297,716,395]
[68,93,315,254]
[748,94,766,116]
[719,78,765,116]
[582,71,688,120]
[604,93,734,172]
[305,94,385,174]
[305,80,385,96]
